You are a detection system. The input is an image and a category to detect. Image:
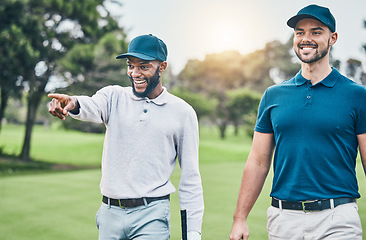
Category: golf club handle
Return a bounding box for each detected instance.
[181,209,187,240]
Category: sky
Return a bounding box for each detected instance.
[105,0,366,75]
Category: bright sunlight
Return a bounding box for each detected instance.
[202,15,247,55]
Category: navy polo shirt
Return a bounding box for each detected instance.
[255,68,366,201]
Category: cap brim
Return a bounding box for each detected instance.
[287,14,320,28]
[115,52,156,60]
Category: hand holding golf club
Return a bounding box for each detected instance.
[48,93,79,120]
[186,231,201,240]
[181,210,201,240]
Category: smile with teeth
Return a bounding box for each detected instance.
[299,44,317,49]
[134,79,147,85]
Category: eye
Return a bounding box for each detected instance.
[140,65,149,70]
[295,31,304,36]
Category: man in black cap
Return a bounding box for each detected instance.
[48,34,204,240]
[230,4,366,240]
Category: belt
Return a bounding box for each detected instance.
[271,197,356,212]
[102,195,170,208]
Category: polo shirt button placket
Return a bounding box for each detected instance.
[306,82,313,106]
[140,100,149,122]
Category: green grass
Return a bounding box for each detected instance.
[0,124,365,239]
[0,124,104,166]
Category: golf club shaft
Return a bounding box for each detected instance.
[181,209,187,240]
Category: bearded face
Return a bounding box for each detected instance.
[295,39,331,64]
[129,67,160,98]
[293,18,335,64]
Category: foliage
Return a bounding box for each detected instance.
[0,0,34,130]
[56,31,130,133]
[169,87,217,121]
[342,19,366,85]
[226,88,261,135]
[178,37,299,138]
[0,0,128,161]
[58,31,129,96]
[346,59,362,77]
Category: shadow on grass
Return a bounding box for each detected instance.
[0,153,98,177]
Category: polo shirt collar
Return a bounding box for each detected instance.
[295,67,340,88]
[129,87,168,106]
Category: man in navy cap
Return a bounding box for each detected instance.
[230,4,366,240]
[48,34,204,240]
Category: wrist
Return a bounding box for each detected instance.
[233,215,247,223]
[69,97,80,114]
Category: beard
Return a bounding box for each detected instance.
[295,39,330,64]
[129,68,161,98]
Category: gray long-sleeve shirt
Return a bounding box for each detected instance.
[70,85,204,232]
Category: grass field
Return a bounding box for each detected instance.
[0,124,366,239]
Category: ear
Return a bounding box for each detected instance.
[329,32,338,46]
[159,61,168,73]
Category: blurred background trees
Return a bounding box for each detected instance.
[0,0,128,161]
[0,0,366,160]
[176,38,299,138]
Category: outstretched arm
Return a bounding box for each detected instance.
[48,93,79,120]
[230,131,275,240]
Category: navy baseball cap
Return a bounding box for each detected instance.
[116,34,168,62]
[287,4,336,32]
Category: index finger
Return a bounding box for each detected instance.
[48,93,65,100]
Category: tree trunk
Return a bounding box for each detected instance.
[218,122,227,139]
[20,95,38,161]
[234,122,239,136]
[20,75,48,162]
[0,88,9,131]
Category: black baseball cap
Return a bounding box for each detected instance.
[116,34,168,62]
[287,4,336,32]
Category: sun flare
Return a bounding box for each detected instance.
[205,17,246,54]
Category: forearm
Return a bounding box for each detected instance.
[69,95,105,124]
[233,155,270,221]
[179,175,204,233]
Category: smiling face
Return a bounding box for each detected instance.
[293,18,337,64]
[126,57,167,99]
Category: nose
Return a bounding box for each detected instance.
[301,32,312,43]
[130,67,141,78]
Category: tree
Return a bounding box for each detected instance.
[178,51,250,139]
[345,58,363,84]
[58,31,129,96]
[178,37,300,138]
[56,31,129,132]
[0,0,125,161]
[0,0,33,131]
[169,88,217,122]
[226,88,261,136]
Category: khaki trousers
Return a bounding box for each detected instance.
[267,202,362,240]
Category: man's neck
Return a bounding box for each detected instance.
[301,58,332,85]
[147,84,164,99]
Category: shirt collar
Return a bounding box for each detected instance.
[129,87,168,106]
[295,67,340,88]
